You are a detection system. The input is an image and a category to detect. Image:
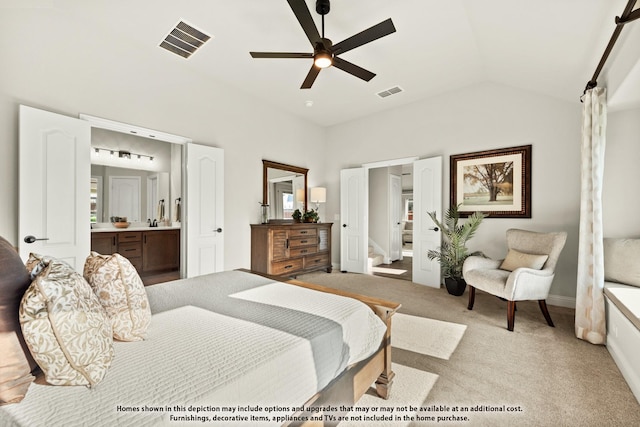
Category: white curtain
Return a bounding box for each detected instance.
[575,87,607,345]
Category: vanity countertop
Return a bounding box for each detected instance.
[91,225,181,233]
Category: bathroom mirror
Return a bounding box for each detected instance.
[263,160,308,220]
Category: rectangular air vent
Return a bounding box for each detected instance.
[159,20,211,59]
[376,86,404,98]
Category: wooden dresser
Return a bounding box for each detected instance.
[251,222,332,277]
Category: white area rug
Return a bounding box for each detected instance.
[340,363,438,427]
[371,266,407,275]
[392,313,467,360]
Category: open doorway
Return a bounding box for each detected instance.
[368,163,414,281]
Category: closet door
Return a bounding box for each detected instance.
[185,143,224,277]
[19,105,91,272]
[340,167,367,273]
[412,156,442,287]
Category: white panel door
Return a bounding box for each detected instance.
[109,176,141,221]
[340,168,367,273]
[412,156,442,287]
[186,143,224,278]
[389,174,402,261]
[19,105,91,272]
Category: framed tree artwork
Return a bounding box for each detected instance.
[450,144,531,218]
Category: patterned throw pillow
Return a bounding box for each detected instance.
[84,252,151,342]
[20,256,114,387]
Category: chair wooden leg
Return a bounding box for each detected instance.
[538,300,555,327]
[507,300,516,331]
[467,285,475,310]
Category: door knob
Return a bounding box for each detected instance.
[430,227,439,232]
[342,224,347,228]
[24,235,49,244]
[215,228,223,233]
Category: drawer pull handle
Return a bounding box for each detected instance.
[284,265,293,269]
[300,231,308,234]
[124,249,135,252]
[300,240,308,244]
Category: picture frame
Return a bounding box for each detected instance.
[450,144,531,218]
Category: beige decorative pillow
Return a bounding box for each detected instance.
[20,257,114,387]
[84,252,151,342]
[500,249,549,272]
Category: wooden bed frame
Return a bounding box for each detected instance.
[241,270,401,427]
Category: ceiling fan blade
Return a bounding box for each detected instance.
[301,65,321,89]
[250,52,313,59]
[333,57,376,82]
[287,0,322,46]
[331,18,396,55]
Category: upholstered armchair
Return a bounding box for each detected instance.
[462,229,567,331]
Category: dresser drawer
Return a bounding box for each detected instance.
[290,228,317,238]
[304,254,330,270]
[271,258,303,275]
[118,232,142,243]
[289,236,318,248]
[118,242,142,258]
[290,246,317,257]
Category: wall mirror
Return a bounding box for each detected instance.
[263,160,308,220]
[90,126,182,225]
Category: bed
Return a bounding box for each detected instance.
[0,236,399,427]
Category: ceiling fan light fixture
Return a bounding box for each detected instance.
[314,51,333,68]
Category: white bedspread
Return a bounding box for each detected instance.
[0,272,386,427]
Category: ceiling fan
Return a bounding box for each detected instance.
[250,0,396,89]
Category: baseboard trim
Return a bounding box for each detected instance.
[547,294,576,308]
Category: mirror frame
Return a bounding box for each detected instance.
[263,160,308,215]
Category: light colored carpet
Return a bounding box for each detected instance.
[392,313,466,360]
[341,363,438,427]
[297,271,640,426]
[372,266,407,275]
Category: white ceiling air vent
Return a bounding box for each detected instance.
[159,20,211,59]
[376,86,404,99]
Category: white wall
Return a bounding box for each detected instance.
[369,168,389,258]
[326,83,582,300]
[0,9,325,271]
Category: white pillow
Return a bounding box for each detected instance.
[500,249,548,272]
[84,252,151,342]
[20,256,114,387]
[604,238,640,288]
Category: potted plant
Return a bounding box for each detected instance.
[292,209,302,222]
[427,204,486,296]
[302,209,319,223]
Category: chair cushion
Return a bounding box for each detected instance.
[83,252,151,341]
[20,255,114,386]
[500,249,548,272]
[0,237,37,405]
[464,268,511,297]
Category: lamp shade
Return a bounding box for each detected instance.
[310,187,326,203]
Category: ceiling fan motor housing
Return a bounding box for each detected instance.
[316,0,330,15]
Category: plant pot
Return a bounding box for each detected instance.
[444,277,467,296]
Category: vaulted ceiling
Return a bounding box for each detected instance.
[4,0,640,126]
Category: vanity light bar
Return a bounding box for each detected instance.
[92,147,154,162]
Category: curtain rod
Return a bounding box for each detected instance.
[582,0,639,98]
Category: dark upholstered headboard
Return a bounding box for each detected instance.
[0,236,37,405]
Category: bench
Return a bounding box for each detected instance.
[603,238,640,404]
